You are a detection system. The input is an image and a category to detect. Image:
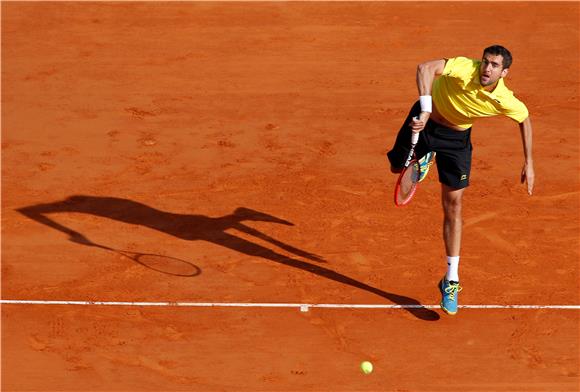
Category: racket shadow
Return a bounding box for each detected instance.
[84,241,201,277]
[130,252,201,277]
[17,195,439,321]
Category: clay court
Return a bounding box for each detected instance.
[2,1,579,391]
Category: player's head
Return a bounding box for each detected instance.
[480,45,512,87]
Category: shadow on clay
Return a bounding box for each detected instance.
[16,195,440,321]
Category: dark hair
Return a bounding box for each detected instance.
[483,45,513,69]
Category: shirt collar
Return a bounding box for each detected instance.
[473,72,509,101]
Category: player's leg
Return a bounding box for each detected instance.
[442,184,464,267]
[430,126,472,315]
[438,185,465,315]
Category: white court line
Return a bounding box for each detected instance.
[4,0,579,3]
[1,300,579,310]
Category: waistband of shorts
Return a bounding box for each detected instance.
[426,119,471,138]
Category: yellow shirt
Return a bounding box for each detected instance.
[432,56,529,129]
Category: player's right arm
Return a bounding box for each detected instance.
[417,59,446,95]
[411,59,446,132]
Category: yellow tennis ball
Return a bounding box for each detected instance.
[360,361,373,374]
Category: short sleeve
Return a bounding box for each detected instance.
[503,97,529,123]
[442,57,478,81]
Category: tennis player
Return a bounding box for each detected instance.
[386,45,534,315]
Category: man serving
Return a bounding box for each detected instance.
[387,45,534,315]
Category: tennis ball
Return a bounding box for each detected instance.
[360,361,373,374]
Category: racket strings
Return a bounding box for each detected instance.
[134,253,200,277]
[395,161,421,205]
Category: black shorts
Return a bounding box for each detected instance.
[387,101,473,189]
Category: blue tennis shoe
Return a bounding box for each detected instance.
[418,152,435,182]
[439,277,462,315]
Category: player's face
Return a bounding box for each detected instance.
[479,54,509,87]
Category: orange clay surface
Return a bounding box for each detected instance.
[2,2,579,391]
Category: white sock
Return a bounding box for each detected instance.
[446,256,460,282]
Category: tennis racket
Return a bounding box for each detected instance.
[394,123,422,206]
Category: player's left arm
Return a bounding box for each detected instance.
[518,116,534,195]
[16,203,93,245]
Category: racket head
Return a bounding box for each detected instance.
[89,243,201,277]
[114,250,201,277]
[394,159,420,206]
[132,253,201,277]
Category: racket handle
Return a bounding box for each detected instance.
[410,116,421,144]
[411,131,419,145]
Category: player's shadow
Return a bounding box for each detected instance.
[16,195,440,321]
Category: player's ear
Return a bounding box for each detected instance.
[501,68,509,78]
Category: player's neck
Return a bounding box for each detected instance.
[482,78,501,92]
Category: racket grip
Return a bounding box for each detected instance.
[411,131,419,145]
